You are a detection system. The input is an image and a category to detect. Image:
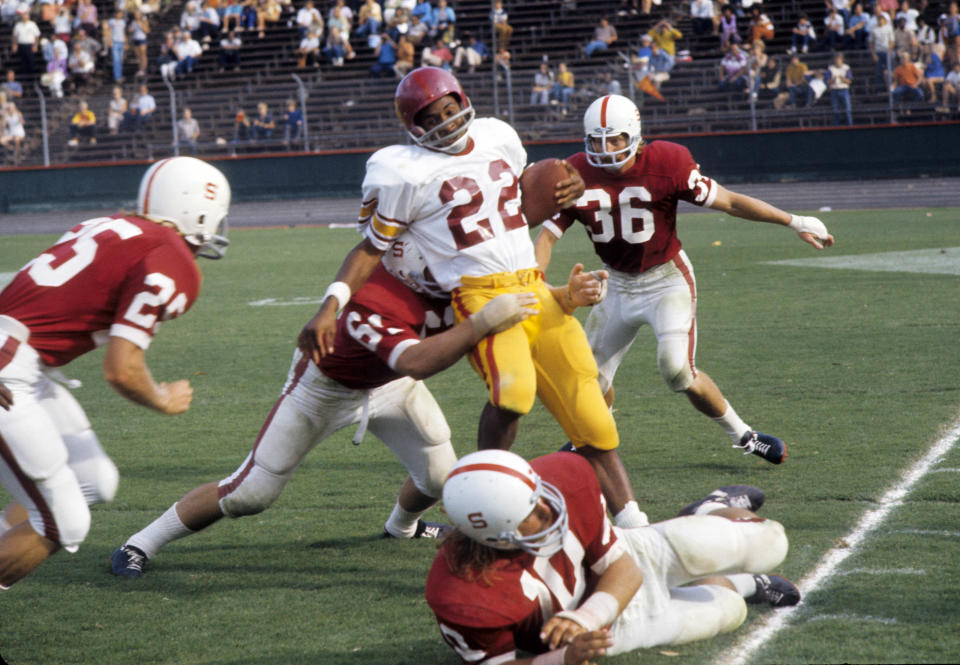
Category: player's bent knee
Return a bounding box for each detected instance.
[31,466,91,551]
[741,518,789,572]
[404,381,451,446]
[218,465,288,518]
[670,585,747,645]
[417,442,457,499]
[658,337,694,392]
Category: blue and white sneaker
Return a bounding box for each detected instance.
[382,519,450,539]
[678,484,766,516]
[735,431,786,464]
[110,545,147,578]
[748,574,801,607]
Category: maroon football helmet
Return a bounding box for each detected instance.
[394,67,475,153]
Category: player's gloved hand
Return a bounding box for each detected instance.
[788,214,835,249]
[470,292,539,337]
[0,381,13,411]
[567,263,608,309]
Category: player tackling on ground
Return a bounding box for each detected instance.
[427,449,799,664]
[0,157,230,589]
[302,67,647,529]
[535,94,835,465]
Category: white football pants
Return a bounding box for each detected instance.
[217,349,456,517]
[583,250,698,394]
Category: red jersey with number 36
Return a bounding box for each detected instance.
[0,215,201,367]
[425,453,628,664]
[546,141,718,274]
[318,264,451,390]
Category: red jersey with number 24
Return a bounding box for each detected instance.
[425,452,628,664]
[546,141,718,274]
[0,215,200,367]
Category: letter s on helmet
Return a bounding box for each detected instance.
[394,66,475,153]
[443,450,568,557]
[583,94,642,172]
[137,156,232,259]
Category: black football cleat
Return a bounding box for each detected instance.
[748,574,801,607]
[678,485,766,516]
[735,431,786,464]
[382,519,450,539]
[110,545,148,578]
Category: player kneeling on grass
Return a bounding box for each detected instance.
[0,157,231,590]
[111,236,607,577]
[426,449,799,665]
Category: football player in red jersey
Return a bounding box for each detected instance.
[427,449,799,665]
[302,67,649,531]
[109,237,601,578]
[535,94,835,466]
[0,156,231,589]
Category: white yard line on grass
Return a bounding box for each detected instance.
[715,413,960,665]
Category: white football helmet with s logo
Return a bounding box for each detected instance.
[137,156,232,259]
[583,94,643,172]
[443,450,568,557]
[382,234,448,300]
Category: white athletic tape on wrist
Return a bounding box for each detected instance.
[788,214,828,238]
[323,281,351,313]
[532,647,567,665]
[553,591,620,632]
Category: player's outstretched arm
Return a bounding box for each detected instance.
[103,337,193,414]
[298,238,385,362]
[0,380,13,411]
[394,292,538,380]
[709,185,835,249]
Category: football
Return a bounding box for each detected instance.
[520,158,570,225]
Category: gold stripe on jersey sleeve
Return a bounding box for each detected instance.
[370,212,408,243]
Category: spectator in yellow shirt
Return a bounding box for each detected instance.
[69,99,96,146]
[649,19,682,56]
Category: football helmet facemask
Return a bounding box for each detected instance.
[395,67,475,154]
[583,94,643,172]
[381,234,448,301]
[137,156,232,259]
[443,450,568,557]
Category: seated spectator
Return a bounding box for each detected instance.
[233,107,251,142]
[67,41,95,91]
[584,16,617,57]
[718,42,749,92]
[491,0,512,48]
[826,52,853,125]
[896,0,919,31]
[222,0,244,32]
[648,42,675,86]
[52,5,73,42]
[328,2,352,40]
[750,6,775,45]
[789,13,815,54]
[282,98,303,145]
[74,0,99,37]
[551,62,575,113]
[2,70,22,99]
[530,61,553,105]
[495,46,511,70]
[296,0,323,40]
[1,101,25,165]
[323,25,354,66]
[180,1,202,36]
[122,84,156,131]
[822,8,845,51]
[845,3,869,50]
[690,0,717,37]
[648,18,681,57]
[940,3,960,43]
[891,49,925,102]
[260,0,283,35]
[411,0,432,22]
[177,107,200,152]
[922,44,946,103]
[916,16,936,54]
[431,0,455,44]
[41,39,69,98]
[420,36,452,70]
[757,54,785,105]
[157,30,179,80]
[68,99,96,146]
[193,0,219,44]
[219,30,242,71]
[407,14,428,45]
[107,85,126,134]
[785,53,814,107]
[394,33,415,77]
[941,60,960,110]
[240,0,260,34]
[369,31,398,76]
[893,16,918,59]
[296,29,321,69]
[251,101,274,140]
[355,0,383,43]
[719,5,740,48]
[598,70,622,96]
[175,30,203,76]
[635,33,653,62]
[72,28,101,63]
[453,32,489,73]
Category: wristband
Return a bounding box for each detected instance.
[323,281,351,313]
[554,591,620,631]
[531,647,567,665]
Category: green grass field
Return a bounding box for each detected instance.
[1,207,959,664]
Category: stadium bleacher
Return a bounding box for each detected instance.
[1,0,956,167]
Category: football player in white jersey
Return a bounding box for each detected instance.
[301,67,648,530]
[0,157,230,589]
[535,94,835,465]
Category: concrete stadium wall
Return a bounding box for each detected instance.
[1,122,957,213]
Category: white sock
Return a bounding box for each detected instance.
[126,503,195,559]
[711,402,750,443]
[727,573,758,598]
[383,502,423,538]
[614,501,649,528]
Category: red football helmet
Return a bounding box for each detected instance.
[394,67,475,153]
